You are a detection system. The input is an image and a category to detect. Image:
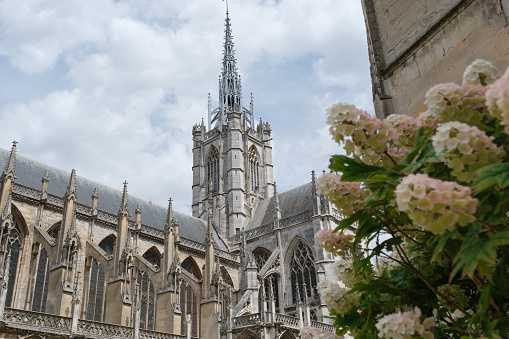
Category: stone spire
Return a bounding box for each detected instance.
[65,169,77,201]
[1,141,16,183]
[118,181,129,217]
[273,182,281,229]
[165,198,173,227]
[218,10,242,120]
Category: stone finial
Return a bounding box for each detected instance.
[135,204,142,223]
[42,170,49,183]
[92,187,98,200]
[165,198,173,227]
[65,169,77,200]
[118,181,129,217]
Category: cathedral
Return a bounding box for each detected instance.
[0,11,341,339]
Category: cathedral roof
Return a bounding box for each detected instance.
[247,182,313,229]
[0,147,227,250]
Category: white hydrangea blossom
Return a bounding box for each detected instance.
[463,59,498,85]
[375,307,435,339]
[432,121,502,182]
[317,281,359,317]
[335,259,356,287]
[300,326,344,339]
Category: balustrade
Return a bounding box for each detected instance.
[311,320,335,332]
[275,313,300,329]
[232,313,260,328]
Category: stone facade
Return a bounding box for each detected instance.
[0,12,341,339]
[362,0,509,118]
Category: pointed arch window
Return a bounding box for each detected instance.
[254,249,270,272]
[85,257,106,322]
[290,241,317,304]
[180,282,198,337]
[98,234,115,256]
[142,247,161,268]
[248,147,259,192]
[32,245,50,312]
[138,271,156,330]
[207,147,219,193]
[5,222,23,308]
[181,257,202,280]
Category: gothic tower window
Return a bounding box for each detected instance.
[86,257,106,322]
[248,146,259,192]
[5,222,23,308]
[207,147,219,192]
[254,248,270,271]
[138,271,156,330]
[290,240,317,303]
[31,245,50,312]
[180,282,198,337]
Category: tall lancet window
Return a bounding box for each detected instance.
[137,271,156,330]
[32,245,50,312]
[5,221,23,308]
[180,282,198,337]
[248,146,259,192]
[207,147,219,192]
[290,240,317,304]
[86,257,106,322]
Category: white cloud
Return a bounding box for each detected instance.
[0,0,372,216]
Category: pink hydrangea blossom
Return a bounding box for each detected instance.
[375,307,435,339]
[432,121,502,182]
[317,173,369,217]
[386,114,419,147]
[395,174,478,234]
[326,102,400,169]
[486,66,509,134]
[315,229,353,256]
[425,82,488,127]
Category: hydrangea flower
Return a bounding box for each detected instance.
[326,103,400,168]
[375,307,435,339]
[317,173,369,217]
[416,110,438,129]
[300,326,344,339]
[317,281,360,317]
[395,174,478,234]
[315,229,353,256]
[335,258,357,288]
[386,114,419,147]
[425,82,487,127]
[463,59,499,85]
[486,66,509,134]
[432,121,502,182]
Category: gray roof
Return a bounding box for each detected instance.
[248,182,313,229]
[0,147,227,250]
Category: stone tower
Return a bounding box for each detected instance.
[192,11,274,239]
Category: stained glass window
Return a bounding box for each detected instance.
[207,147,219,192]
[5,223,23,308]
[290,240,317,303]
[32,246,50,312]
[138,271,156,330]
[181,257,202,279]
[86,257,105,322]
[254,249,270,272]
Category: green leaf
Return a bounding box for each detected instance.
[474,162,509,193]
[402,127,433,165]
[452,231,509,279]
[329,155,385,181]
[431,230,456,262]
[401,143,439,174]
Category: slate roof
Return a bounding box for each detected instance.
[247,182,313,229]
[0,147,227,250]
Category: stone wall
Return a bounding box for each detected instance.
[362,0,509,118]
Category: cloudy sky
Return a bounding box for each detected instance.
[0,0,373,215]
